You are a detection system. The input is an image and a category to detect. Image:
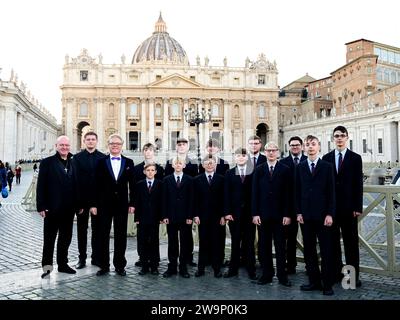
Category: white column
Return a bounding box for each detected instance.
[223,100,232,152]
[120,97,126,150]
[0,106,5,161]
[183,99,189,139]
[163,98,169,151]
[17,113,23,160]
[4,105,17,162]
[149,99,155,144]
[66,98,74,143]
[244,100,253,145]
[140,98,147,146]
[95,98,104,150]
[198,100,205,151]
[204,100,210,146]
[22,117,28,159]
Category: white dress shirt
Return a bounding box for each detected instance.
[110,154,121,180]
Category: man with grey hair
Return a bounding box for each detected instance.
[37,135,78,276]
[90,134,135,276]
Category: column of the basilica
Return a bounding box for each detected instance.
[198,100,204,151]
[4,105,17,162]
[183,99,189,139]
[120,98,126,150]
[163,99,169,151]
[223,100,232,153]
[270,101,279,143]
[21,116,27,159]
[204,100,210,147]
[148,99,155,144]
[244,100,253,145]
[66,98,74,145]
[95,98,104,150]
[16,113,23,161]
[140,99,147,146]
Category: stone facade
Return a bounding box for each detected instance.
[0,71,58,163]
[61,15,279,154]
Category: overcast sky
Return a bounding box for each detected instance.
[1,0,399,122]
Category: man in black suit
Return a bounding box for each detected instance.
[164,137,198,266]
[247,135,267,172]
[194,155,226,278]
[36,135,78,276]
[162,157,194,278]
[252,142,292,287]
[198,139,230,175]
[280,136,308,274]
[132,142,164,267]
[297,135,336,296]
[73,131,105,269]
[224,148,257,280]
[90,134,135,276]
[322,126,363,288]
[133,163,163,276]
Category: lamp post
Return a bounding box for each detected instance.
[184,102,211,165]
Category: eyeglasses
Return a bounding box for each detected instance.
[265,149,278,153]
[109,142,123,146]
[249,142,260,145]
[289,144,301,147]
[333,134,347,139]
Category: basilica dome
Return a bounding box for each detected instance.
[132,13,189,66]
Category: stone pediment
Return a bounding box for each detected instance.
[148,74,203,88]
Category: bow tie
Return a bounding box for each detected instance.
[111,157,121,161]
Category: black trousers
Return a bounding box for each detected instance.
[166,222,192,270]
[332,214,360,279]
[302,220,334,288]
[258,220,287,280]
[76,208,99,262]
[228,216,256,273]
[284,221,299,269]
[42,210,75,267]
[97,209,128,270]
[137,223,159,268]
[16,175,21,184]
[198,220,225,271]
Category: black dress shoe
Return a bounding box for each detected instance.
[248,272,258,280]
[300,283,322,291]
[115,269,126,276]
[223,269,238,278]
[138,268,149,276]
[323,287,334,296]
[279,279,292,287]
[195,269,205,277]
[150,268,159,275]
[256,276,272,285]
[163,269,177,278]
[179,270,190,278]
[96,269,110,276]
[58,265,76,274]
[214,270,223,278]
[75,260,86,269]
[135,260,142,267]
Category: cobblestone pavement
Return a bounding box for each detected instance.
[0,171,399,301]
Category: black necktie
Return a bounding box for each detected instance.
[338,152,343,172]
[176,176,181,188]
[269,166,274,177]
[294,157,299,166]
[208,175,212,185]
[253,157,257,168]
[148,181,152,192]
[240,168,245,183]
[311,162,315,175]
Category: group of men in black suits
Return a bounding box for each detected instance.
[36,126,363,296]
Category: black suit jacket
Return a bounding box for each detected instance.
[73,149,105,208]
[133,179,163,224]
[162,174,194,223]
[252,161,291,220]
[36,153,77,213]
[194,173,224,223]
[165,157,199,177]
[92,155,135,211]
[322,149,363,215]
[280,154,308,170]
[296,159,336,221]
[198,158,230,175]
[247,153,267,173]
[133,161,165,182]
[224,166,253,218]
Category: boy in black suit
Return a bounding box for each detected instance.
[280,136,308,274]
[224,148,257,280]
[133,163,162,276]
[162,157,194,278]
[252,142,292,287]
[194,155,226,278]
[296,135,335,295]
[322,126,363,287]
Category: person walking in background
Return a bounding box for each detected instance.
[15,164,22,185]
[33,163,38,172]
[6,166,14,192]
[0,161,6,209]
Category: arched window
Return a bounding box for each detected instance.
[79,102,88,117]
[171,103,179,117]
[258,104,266,118]
[129,103,138,116]
[234,105,240,118]
[108,103,115,117]
[155,104,162,117]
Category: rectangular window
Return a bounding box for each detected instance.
[190,76,196,81]
[129,103,138,116]
[156,75,161,80]
[80,70,88,81]
[378,138,383,154]
[389,51,395,64]
[258,74,265,85]
[211,105,219,117]
[171,103,180,117]
[362,139,367,153]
